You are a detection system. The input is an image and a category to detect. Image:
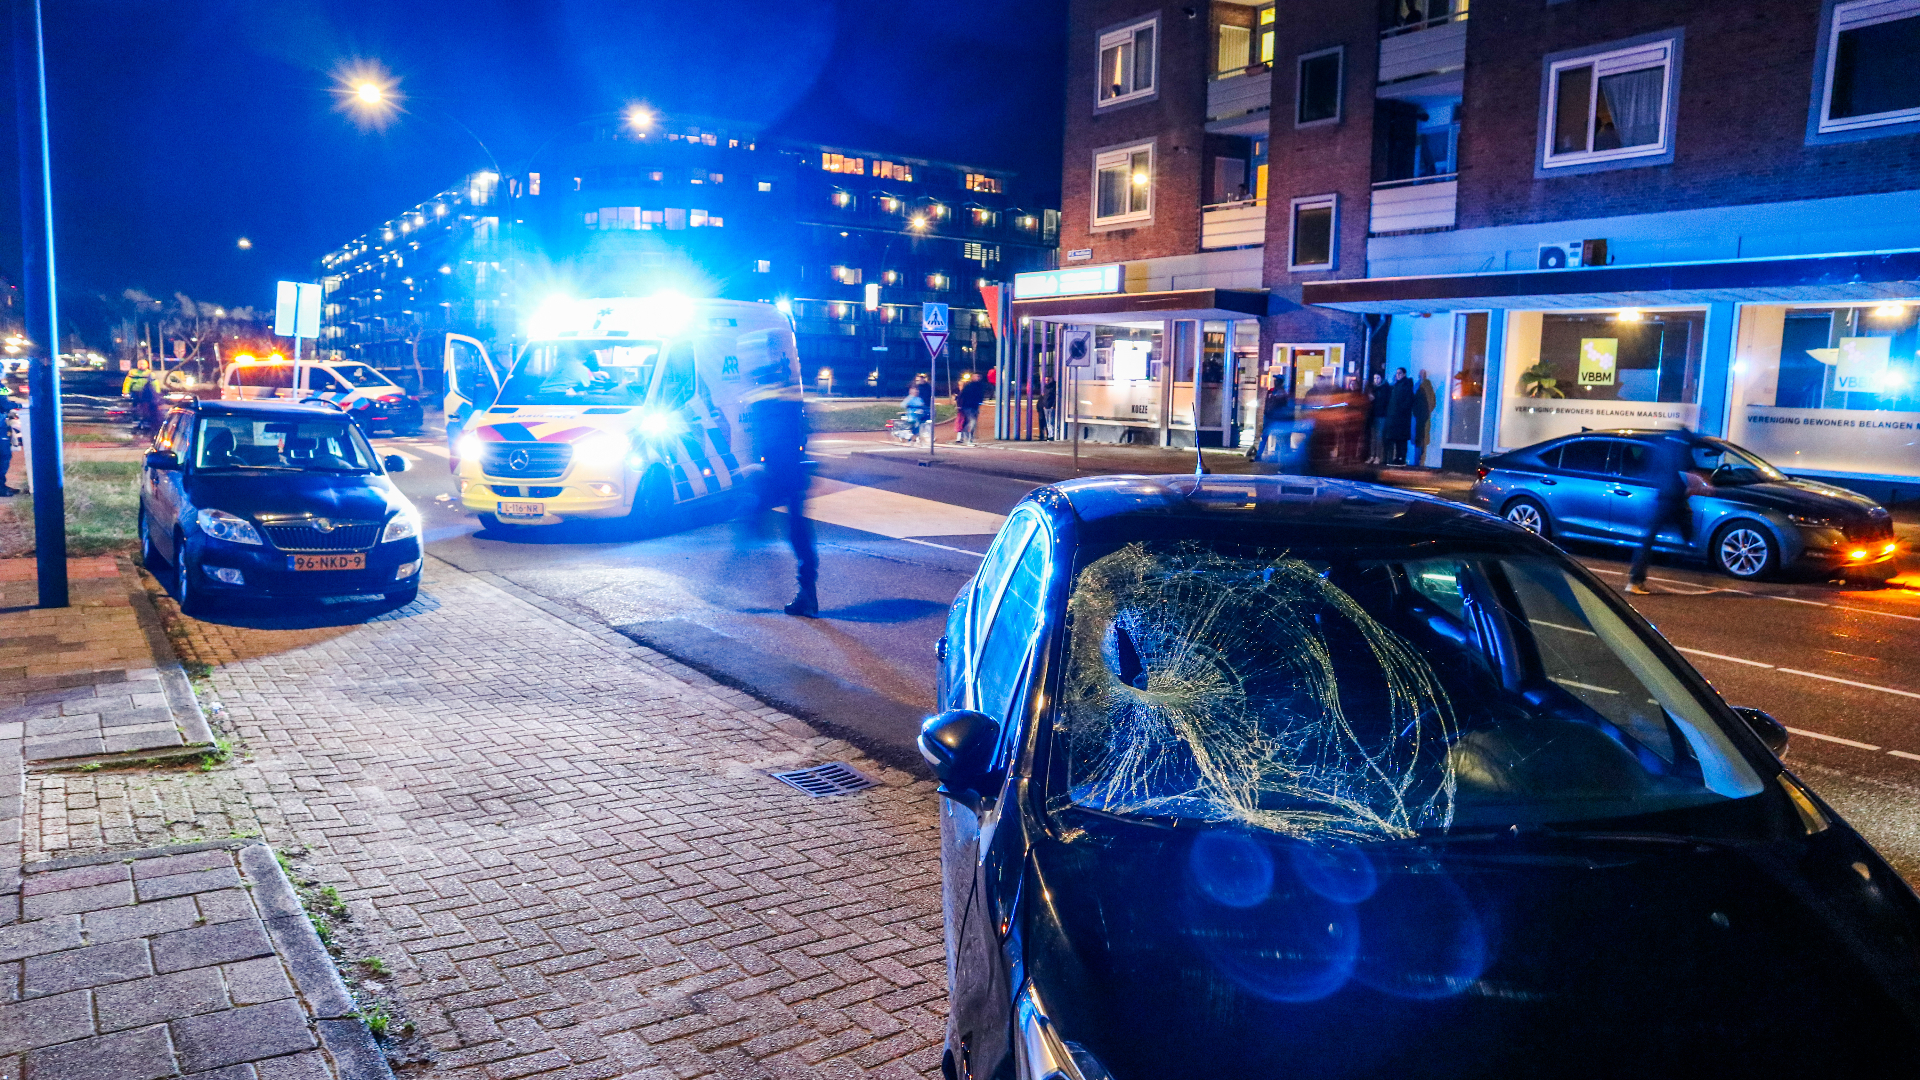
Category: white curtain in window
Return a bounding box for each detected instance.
[1599,67,1664,148]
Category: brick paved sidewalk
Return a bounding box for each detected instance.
[27,556,948,1078]
[0,558,214,765]
[0,840,386,1079]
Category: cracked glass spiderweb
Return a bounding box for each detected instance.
[1055,542,1457,841]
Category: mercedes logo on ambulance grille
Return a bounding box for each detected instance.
[507,448,531,471]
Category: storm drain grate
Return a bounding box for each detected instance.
[770,762,880,797]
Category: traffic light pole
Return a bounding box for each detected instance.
[13,0,68,607]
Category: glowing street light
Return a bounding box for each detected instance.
[355,81,384,105]
[624,103,654,133]
[236,237,251,250]
[333,61,400,130]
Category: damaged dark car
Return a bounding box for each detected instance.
[926,475,1920,1080]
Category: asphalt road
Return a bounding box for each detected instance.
[374,432,1920,875]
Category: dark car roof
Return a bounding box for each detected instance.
[182,399,342,419]
[1044,474,1518,542]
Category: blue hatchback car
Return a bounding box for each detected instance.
[1470,429,1896,581]
[138,399,424,614]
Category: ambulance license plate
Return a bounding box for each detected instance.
[498,501,545,519]
[288,553,366,572]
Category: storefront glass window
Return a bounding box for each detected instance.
[1447,312,1487,446]
[1081,324,1163,427]
[1728,303,1920,478]
[1499,309,1705,448]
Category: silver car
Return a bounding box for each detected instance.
[1470,429,1896,581]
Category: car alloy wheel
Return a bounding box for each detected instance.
[1504,499,1548,537]
[174,535,209,617]
[138,508,162,572]
[1716,525,1774,579]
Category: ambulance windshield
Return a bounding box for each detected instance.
[497,341,664,407]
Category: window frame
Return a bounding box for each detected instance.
[1810,0,1920,141]
[1096,14,1160,109]
[1535,30,1683,177]
[1295,46,1345,128]
[1091,141,1156,230]
[1288,194,1339,272]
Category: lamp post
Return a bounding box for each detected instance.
[12,0,66,607]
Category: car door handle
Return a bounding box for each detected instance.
[1538,477,1556,486]
[1612,488,1632,496]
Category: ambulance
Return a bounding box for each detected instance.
[442,294,797,532]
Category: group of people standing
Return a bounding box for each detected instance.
[1367,367,1437,467]
[900,368,1053,446]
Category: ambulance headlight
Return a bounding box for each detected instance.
[455,432,483,460]
[638,412,684,440]
[573,429,629,467]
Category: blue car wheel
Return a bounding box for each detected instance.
[1503,497,1550,539]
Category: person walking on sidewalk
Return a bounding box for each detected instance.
[746,356,821,617]
[1038,374,1058,439]
[0,387,18,497]
[955,372,987,445]
[1365,372,1388,464]
[1625,432,1693,596]
[1383,367,1415,466]
[903,373,933,444]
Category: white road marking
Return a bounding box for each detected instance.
[1587,564,1920,622]
[900,538,987,558]
[1777,667,1920,701]
[1676,646,1775,668]
[412,442,450,457]
[781,478,1008,541]
[1551,677,1619,695]
[1786,727,1882,751]
[1890,750,1920,763]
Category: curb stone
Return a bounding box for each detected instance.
[118,558,216,749]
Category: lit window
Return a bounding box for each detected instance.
[878,195,903,214]
[1015,214,1038,231]
[832,265,864,285]
[1093,143,1154,226]
[710,173,724,184]
[1543,36,1678,169]
[832,190,855,208]
[1297,47,1343,126]
[758,180,773,192]
[969,207,997,227]
[528,172,541,196]
[964,242,1001,264]
[965,173,1003,193]
[1818,0,1920,134]
[1099,16,1158,106]
[882,270,902,285]
[823,152,867,175]
[874,160,915,182]
[1289,194,1337,271]
[926,273,952,291]
[755,260,772,273]
[649,171,664,182]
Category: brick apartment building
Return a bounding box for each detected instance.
[1018,0,1920,501]
[318,115,1058,399]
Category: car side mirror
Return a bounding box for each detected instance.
[383,454,409,473]
[144,449,180,471]
[919,709,1002,810]
[1732,706,1789,756]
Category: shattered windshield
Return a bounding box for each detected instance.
[496,341,663,407]
[1052,537,1765,842]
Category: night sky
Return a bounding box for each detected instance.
[1,0,1065,344]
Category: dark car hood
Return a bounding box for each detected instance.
[187,471,404,523]
[1022,818,1920,1078]
[1712,478,1882,519]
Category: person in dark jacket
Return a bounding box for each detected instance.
[746,355,820,617]
[1383,367,1415,465]
[903,374,933,444]
[1365,372,1389,463]
[1626,433,1693,595]
[1255,376,1293,462]
[955,373,987,445]
[1037,374,1058,439]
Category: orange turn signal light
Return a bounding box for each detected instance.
[1849,549,1869,560]
[1886,542,1899,555]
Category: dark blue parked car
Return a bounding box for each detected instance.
[1471,429,1896,581]
[923,475,1920,1080]
[138,399,423,614]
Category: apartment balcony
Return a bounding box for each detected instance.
[1378,11,1467,86]
[1206,66,1272,136]
[1369,176,1457,235]
[1201,200,1267,250]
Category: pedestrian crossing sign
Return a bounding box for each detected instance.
[921,303,949,333]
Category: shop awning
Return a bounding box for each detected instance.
[1304,248,1920,314]
[1011,287,1273,324]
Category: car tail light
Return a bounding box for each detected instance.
[1475,465,1489,481]
[378,394,403,403]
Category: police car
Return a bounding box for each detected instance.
[220,356,424,435]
